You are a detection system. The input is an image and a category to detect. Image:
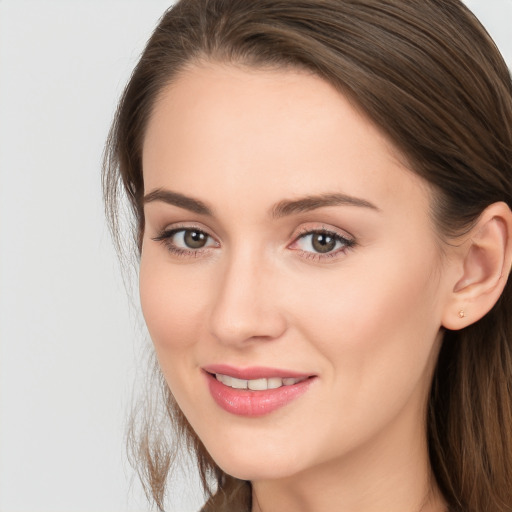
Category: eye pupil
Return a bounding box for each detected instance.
[312,233,336,253]
[184,230,207,249]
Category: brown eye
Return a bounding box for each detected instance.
[152,227,218,254]
[183,229,208,249]
[311,233,336,253]
[292,229,354,257]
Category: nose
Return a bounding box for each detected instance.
[208,249,287,347]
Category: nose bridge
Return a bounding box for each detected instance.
[209,243,286,345]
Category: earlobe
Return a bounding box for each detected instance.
[442,202,512,330]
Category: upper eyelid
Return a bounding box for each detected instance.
[293,224,355,241]
[155,223,215,238]
[160,221,208,231]
[159,226,217,240]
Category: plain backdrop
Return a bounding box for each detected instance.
[0,1,510,511]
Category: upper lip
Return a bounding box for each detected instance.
[202,364,314,380]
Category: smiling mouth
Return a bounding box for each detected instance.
[212,373,310,391]
[204,370,316,416]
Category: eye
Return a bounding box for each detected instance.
[152,227,219,255]
[290,229,355,257]
[173,229,212,249]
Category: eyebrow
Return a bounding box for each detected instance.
[143,188,379,218]
[271,193,380,218]
[143,188,212,216]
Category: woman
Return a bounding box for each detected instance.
[103,1,512,511]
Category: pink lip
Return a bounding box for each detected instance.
[202,365,316,417]
[203,364,312,380]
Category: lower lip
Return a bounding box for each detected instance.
[205,372,315,417]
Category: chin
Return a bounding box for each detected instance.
[217,460,298,482]
[204,440,307,482]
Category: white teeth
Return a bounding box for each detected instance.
[267,377,283,389]
[230,377,248,389]
[215,374,307,390]
[248,378,267,391]
[217,374,232,386]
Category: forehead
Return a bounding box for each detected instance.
[142,62,431,222]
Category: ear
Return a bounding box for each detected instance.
[442,202,512,330]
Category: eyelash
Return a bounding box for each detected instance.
[151,226,356,261]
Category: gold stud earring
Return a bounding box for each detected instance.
[458,310,465,318]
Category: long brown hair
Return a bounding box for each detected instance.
[103,1,512,510]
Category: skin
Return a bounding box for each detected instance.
[139,62,458,512]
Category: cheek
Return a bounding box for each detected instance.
[139,251,208,356]
[291,245,442,390]
[277,248,443,457]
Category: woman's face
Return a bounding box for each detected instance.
[140,62,454,481]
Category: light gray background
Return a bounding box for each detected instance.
[0,1,510,511]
